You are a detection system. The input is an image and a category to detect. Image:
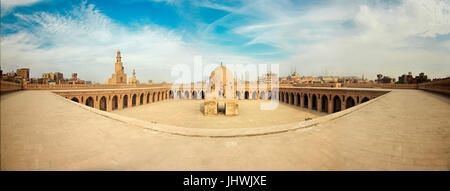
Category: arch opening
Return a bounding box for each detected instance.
[321,95,328,113]
[303,94,309,108]
[193,91,197,99]
[123,95,128,108]
[112,95,118,110]
[85,97,94,108]
[346,97,355,109]
[333,96,341,113]
[71,97,79,103]
[312,94,318,110]
[361,97,370,103]
[100,96,107,111]
[132,94,137,106]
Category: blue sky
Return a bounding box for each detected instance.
[1,0,449,83]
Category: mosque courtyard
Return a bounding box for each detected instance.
[111,99,326,129]
[1,89,448,170]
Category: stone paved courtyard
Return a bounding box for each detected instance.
[1,89,449,170]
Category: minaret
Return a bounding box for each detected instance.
[106,50,127,84]
[115,50,123,74]
[132,69,136,77]
[116,50,121,62]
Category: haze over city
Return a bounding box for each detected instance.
[1,0,449,83]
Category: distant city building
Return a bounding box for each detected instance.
[106,50,127,84]
[376,74,395,84]
[6,71,17,78]
[72,73,78,80]
[398,72,415,84]
[16,68,30,80]
[320,76,339,83]
[42,72,64,84]
[258,72,278,85]
[398,72,430,84]
[415,72,430,83]
[280,72,321,84]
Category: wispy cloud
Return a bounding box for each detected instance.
[1,0,46,16]
[1,1,265,83]
[198,0,450,77]
[1,0,449,83]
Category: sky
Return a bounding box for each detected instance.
[1,0,449,83]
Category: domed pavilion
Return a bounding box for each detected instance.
[203,64,239,116]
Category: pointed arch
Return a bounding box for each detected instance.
[123,95,128,108]
[85,97,94,108]
[346,96,355,109]
[100,96,107,111]
[112,95,118,110]
[333,95,341,113]
[321,95,328,113]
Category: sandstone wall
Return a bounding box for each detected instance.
[0,81,23,94]
[418,78,450,96]
[23,83,172,90]
[342,83,418,89]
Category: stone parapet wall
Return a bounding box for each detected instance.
[418,78,450,96]
[283,83,419,89]
[23,83,172,90]
[0,81,23,94]
[342,83,418,89]
[293,83,341,88]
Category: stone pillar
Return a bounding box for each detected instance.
[128,94,132,107]
[94,96,100,110]
[107,96,112,112]
[118,96,123,110]
[328,98,333,114]
[317,96,322,112]
[143,94,148,104]
[294,94,298,106]
[308,94,312,110]
[341,96,346,110]
[136,94,141,106]
[300,94,305,108]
